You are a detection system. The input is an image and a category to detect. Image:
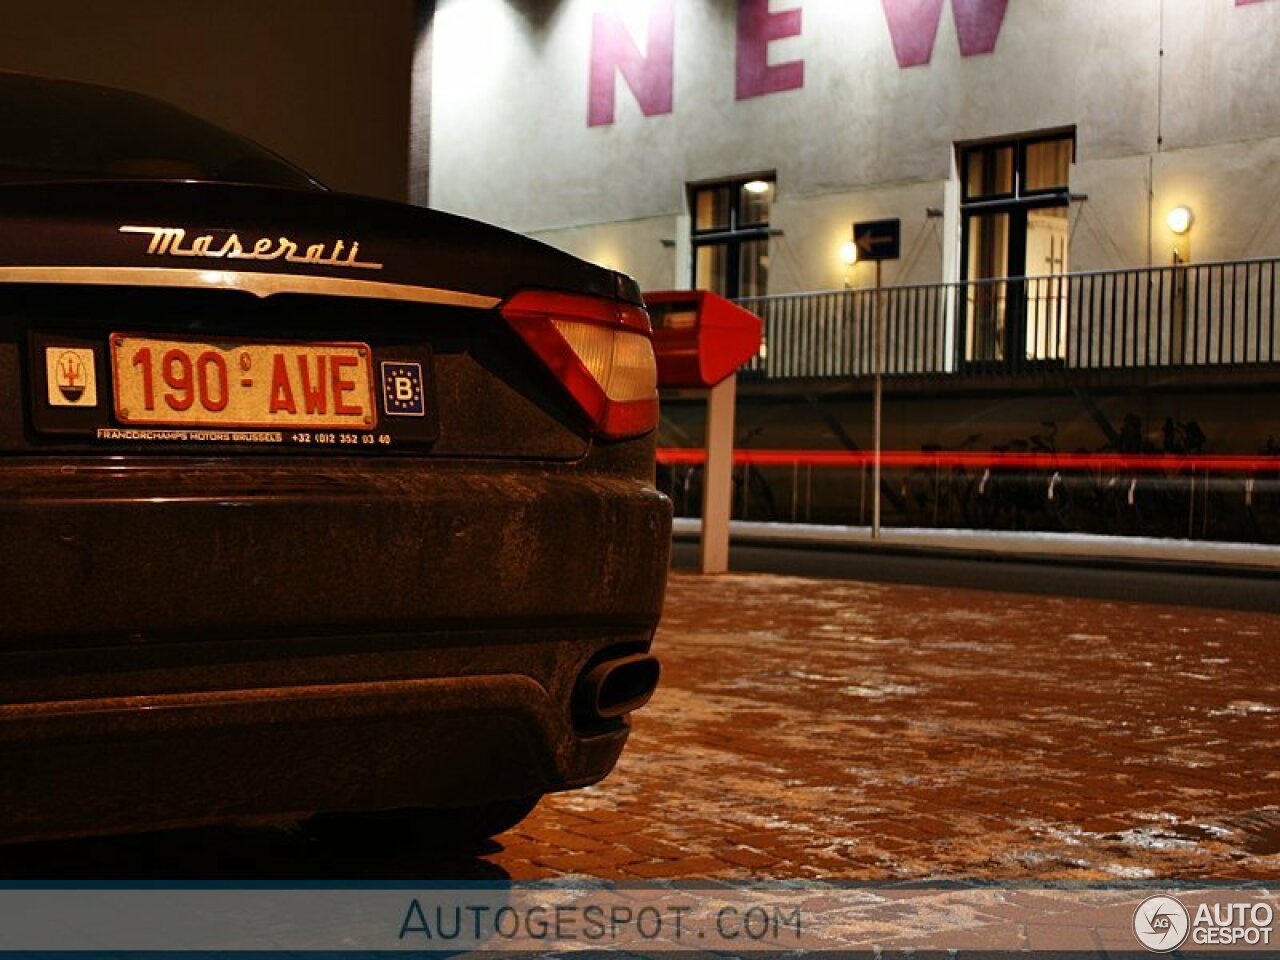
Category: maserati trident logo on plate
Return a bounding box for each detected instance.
[46,347,97,407]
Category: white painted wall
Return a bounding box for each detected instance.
[429,0,1280,292]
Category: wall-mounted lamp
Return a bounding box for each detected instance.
[743,179,772,195]
[839,240,858,266]
[1167,205,1194,265]
[1166,205,1194,236]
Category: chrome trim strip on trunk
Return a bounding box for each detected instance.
[0,266,501,309]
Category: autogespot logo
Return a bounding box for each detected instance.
[1133,895,1191,952]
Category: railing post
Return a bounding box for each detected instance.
[730,256,1279,382]
[872,260,884,539]
[1172,259,1188,365]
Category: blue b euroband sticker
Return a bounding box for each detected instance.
[381,361,425,417]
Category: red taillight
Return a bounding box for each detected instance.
[499,290,659,439]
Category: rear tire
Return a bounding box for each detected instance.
[306,795,542,850]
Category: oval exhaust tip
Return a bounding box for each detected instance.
[574,654,661,723]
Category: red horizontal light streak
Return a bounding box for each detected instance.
[657,448,1280,473]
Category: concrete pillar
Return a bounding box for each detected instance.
[699,374,737,574]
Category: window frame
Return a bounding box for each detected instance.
[960,131,1075,205]
[689,174,775,300]
[957,130,1076,281]
[956,130,1075,368]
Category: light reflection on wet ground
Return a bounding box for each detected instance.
[2,572,1275,883]
[495,573,1280,880]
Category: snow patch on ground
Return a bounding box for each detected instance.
[1210,701,1280,716]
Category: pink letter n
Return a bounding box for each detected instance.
[588,0,676,127]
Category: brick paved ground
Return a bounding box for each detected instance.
[494,572,1280,881]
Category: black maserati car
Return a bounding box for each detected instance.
[0,72,670,843]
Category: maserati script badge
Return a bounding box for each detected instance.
[119,225,383,270]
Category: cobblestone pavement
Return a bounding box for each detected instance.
[494,572,1280,881]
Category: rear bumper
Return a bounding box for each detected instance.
[0,458,670,645]
[0,668,632,843]
[0,457,671,841]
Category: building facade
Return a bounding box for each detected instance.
[426,0,1280,293]
[422,0,1280,541]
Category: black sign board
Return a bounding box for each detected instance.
[853,219,901,261]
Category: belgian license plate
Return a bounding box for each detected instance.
[110,334,377,430]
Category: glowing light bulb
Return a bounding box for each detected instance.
[1166,206,1194,235]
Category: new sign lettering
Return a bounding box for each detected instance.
[881,0,1008,68]
[588,0,1010,127]
[588,0,675,127]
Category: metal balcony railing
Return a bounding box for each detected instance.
[737,257,1280,380]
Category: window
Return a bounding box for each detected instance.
[690,176,774,299]
[959,131,1074,366]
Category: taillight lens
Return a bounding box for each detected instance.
[500,290,659,439]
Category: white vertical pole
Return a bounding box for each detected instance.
[700,373,737,574]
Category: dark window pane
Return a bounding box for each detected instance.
[964,152,977,196]
[690,176,774,298]
[738,179,774,226]
[965,212,1010,362]
[959,132,1075,365]
[966,211,1010,282]
[965,145,1014,199]
[694,187,731,232]
[695,243,729,296]
[1024,138,1072,192]
[965,279,1007,363]
[738,239,769,299]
